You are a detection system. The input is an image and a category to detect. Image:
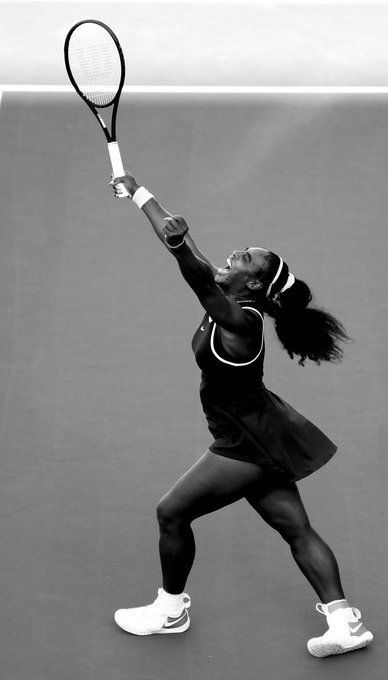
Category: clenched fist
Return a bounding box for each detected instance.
[163,215,189,248]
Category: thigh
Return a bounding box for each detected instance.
[244,472,311,541]
[158,450,268,524]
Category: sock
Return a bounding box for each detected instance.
[325,599,350,615]
[159,588,185,614]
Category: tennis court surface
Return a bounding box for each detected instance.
[0,92,386,680]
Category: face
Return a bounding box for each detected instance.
[214,247,269,295]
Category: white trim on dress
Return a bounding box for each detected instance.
[210,306,264,367]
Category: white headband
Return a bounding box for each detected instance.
[279,272,295,293]
[266,257,283,298]
[266,257,295,298]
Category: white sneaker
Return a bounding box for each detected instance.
[307,602,374,657]
[114,588,191,636]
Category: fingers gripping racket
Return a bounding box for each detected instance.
[64,19,128,197]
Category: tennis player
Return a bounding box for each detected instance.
[110,173,373,657]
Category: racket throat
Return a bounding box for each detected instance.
[97,113,108,131]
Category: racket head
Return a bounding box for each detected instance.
[64,19,125,109]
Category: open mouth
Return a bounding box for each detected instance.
[217,258,232,275]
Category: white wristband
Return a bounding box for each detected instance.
[132,186,154,209]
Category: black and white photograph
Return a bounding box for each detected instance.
[0,1,386,678]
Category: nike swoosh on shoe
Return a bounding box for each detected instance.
[163,611,188,628]
[348,621,367,636]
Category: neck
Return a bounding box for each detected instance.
[227,293,259,304]
[219,281,263,304]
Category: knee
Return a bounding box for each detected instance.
[278,520,312,547]
[156,497,186,531]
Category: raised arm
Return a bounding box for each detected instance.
[110,173,219,275]
[110,174,254,335]
[149,213,256,337]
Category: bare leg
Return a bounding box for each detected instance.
[290,528,345,603]
[245,472,345,603]
[158,522,196,594]
[156,450,268,594]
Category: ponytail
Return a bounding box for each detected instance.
[262,278,352,366]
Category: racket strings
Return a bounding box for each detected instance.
[67,24,122,106]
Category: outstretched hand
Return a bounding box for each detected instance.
[163,215,189,248]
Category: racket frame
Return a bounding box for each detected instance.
[64,18,125,143]
[64,19,129,195]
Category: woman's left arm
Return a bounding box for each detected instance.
[143,200,220,276]
[110,173,219,275]
[110,176,251,334]
[164,216,253,336]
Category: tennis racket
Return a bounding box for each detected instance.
[64,19,128,197]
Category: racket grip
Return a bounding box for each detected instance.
[108,141,129,198]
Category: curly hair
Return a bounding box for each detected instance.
[253,251,352,366]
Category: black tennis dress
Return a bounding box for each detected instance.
[191,298,338,482]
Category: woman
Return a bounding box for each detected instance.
[110,173,373,657]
